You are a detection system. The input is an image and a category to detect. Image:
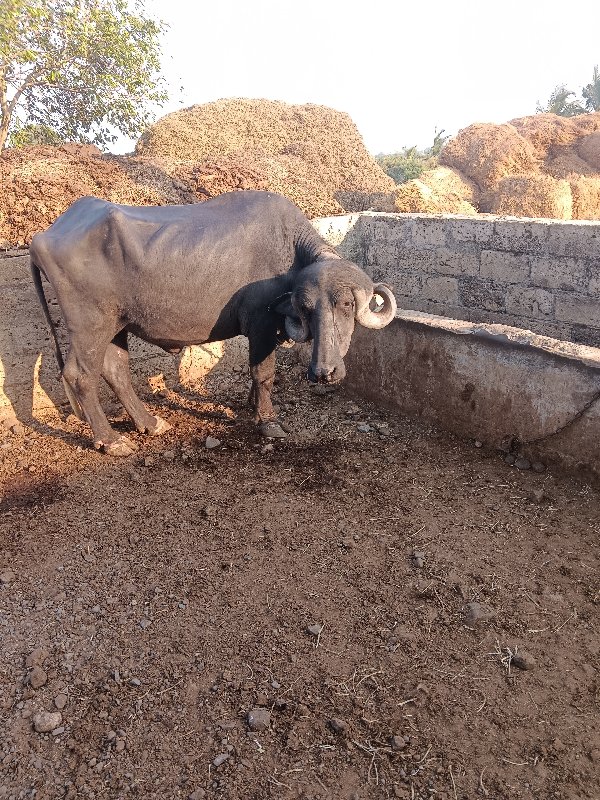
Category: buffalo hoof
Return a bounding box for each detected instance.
[259,421,288,439]
[150,416,172,436]
[101,436,138,457]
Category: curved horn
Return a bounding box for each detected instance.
[285,313,310,343]
[356,284,397,329]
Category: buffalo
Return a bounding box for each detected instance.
[30,190,396,455]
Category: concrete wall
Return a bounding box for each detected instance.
[344,312,600,479]
[314,212,600,348]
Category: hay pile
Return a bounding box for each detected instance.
[435,112,600,220]
[569,176,600,219]
[439,123,539,192]
[135,98,395,217]
[489,175,573,219]
[370,174,477,216]
[577,131,600,170]
[0,145,198,246]
[509,112,600,160]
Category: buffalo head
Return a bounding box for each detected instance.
[275,258,397,384]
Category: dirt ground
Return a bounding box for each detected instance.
[0,351,599,800]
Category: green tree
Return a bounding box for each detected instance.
[376,129,450,185]
[8,121,63,147]
[582,65,600,112]
[0,0,168,150]
[536,85,585,117]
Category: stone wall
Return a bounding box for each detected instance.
[314,213,600,347]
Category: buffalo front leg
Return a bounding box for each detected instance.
[62,327,137,457]
[248,336,287,439]
[102,331,171,437]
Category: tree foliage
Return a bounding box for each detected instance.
[537,67,600,117]
[0,0,168,150]
[582,65,600,112]
[376,129,450,185]
[536,85,585,117]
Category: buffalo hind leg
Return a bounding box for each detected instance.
[102,331,172,437]
[248,330,287,439]
[62,326,137,457]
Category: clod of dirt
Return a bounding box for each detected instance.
[33,711,62,733]
[532,461,546,473]
[189,790,206,800]
[328,718,349,735]
[205,437,221,449]
[25,649,48,668]
[391,735,407,751]
[512,650,536,671]
[213,753,230,767]
[515,457,532,471]
[28,667,48,689]
[463,602,497,627]
[247,707,271,732]
[504,454,517,465]
[54,693,68,710]
[411,550,426,569]
[356,423,371,433]
[0,569,16,585]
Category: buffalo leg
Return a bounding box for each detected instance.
[62,325,137,457]
[102,331,172,436]
[248,331,287,438]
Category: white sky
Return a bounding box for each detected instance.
[114,0,600,155]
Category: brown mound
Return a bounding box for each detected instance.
[510,111,600,159]
[489,174,572,220]
[379,179,477,215]
[577,131,600,171]
[543,149,599,179]
[0,145,197,246]
[439,123,539,192]
[419,165,480,205]
[135,98,395,217]
[569,175,600,219]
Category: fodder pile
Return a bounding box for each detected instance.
[372,178,477,215]
[569,175,600,219]
[0,145,195,246]
[439,123,539,192]
[135,98,395,217]
[489,175,573,219]
[434,112,600,220]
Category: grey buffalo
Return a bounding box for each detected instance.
[30,190,396,455]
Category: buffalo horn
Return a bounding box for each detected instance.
[355,284,397,329]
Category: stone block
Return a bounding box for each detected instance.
[421,276,459,304]
[459,277,505,312]
[409,218,449,249]
[505,287,555,318]
[555,292,600,327]
[490,218,550,254]
[530,256,589,292]
[448,217,494,246]
[480,250,530,283]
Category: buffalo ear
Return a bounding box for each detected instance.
[270,292,294,317]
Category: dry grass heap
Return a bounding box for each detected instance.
[0,145,200,246]
[439,123,539,192]
[509,112,600,160]
[577,131,600,170]
[135,98,395,218]
[569,175,600,219]
[489,175,573,220]
[435,112,600,220]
